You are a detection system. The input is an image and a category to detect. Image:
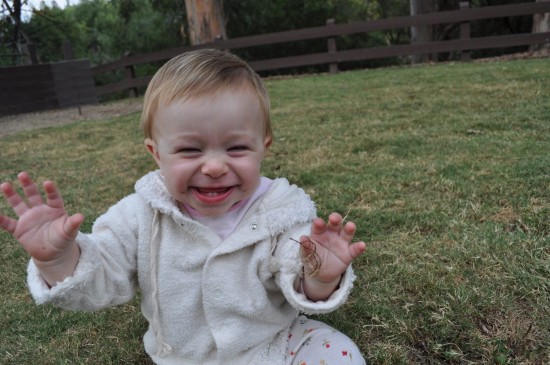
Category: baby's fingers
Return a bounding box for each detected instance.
[311,213,345,235]
[0,214,17,234]
[339,221,357,243]
[310,217,327,236]
[299,235,316,255]
[1,181,28,217]
[64,213,85,240]
[349,241,366,260]
[326,212,343,232]
[18,172,43,208]
[44,180,65,210]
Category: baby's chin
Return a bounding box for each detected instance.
[178,200,237,217]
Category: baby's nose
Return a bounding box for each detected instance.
[201,156,228,177]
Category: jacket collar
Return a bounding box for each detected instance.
[134,170,184,218]
[134,170,316,234]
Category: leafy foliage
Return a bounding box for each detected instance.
[21,0,186,65]
[0,0,540,68]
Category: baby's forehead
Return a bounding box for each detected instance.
[153,89,268,136]
[160,81,258,110]
[152,91,267,139]
[182,78,256,98]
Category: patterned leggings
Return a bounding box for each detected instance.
[285,316,366,365]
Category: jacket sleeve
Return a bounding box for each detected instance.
[272,223,356,315]
[27,195,142,311]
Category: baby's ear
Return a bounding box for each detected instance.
[144,138,161,165]
[264,136,272,150]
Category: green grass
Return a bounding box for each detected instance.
[1,58,549,364]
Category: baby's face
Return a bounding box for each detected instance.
[145,86,271,217]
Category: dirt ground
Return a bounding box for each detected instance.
[0,98,143,138]
[1,50,547,139]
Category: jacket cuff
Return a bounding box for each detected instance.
[27,234,97,306]
[281,264,356,315]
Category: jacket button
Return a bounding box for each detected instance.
[251,223,259,231]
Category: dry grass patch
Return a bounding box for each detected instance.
[1,58,549,364]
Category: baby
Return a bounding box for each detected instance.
[0,49,366,364]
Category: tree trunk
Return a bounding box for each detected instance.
[2,0,23,63]
[531,0,550,51]
[13,0,21,51]
[410,0,435,64]
[184,0,227,45]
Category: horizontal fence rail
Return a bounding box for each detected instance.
[93,1,550,97]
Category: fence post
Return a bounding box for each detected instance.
[125,64,138,98]
[326,19,339,74]
[63,41,75,60]
[460,1,471,62]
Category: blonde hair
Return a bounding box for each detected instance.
[140,49,271,140]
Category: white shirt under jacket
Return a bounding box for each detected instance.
[27,170,356,365]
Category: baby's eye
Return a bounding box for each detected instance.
[177,148,201,154]
[228,145,249,152]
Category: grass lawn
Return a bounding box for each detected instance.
[0,58,548,364]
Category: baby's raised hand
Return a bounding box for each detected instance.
[299,212,365,301]
[0,172,83,268]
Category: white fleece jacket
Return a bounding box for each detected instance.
[27,171,356,365]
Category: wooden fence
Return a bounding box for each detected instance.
[93,1,550,98]
[0,59,97,117]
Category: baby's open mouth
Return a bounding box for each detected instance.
[195,187,231,196]
[192,187,235,203]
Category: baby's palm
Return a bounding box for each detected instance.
[301,213,366,283]
[309,232,355,281]
[0,173,83,263]
[14,205,77,262]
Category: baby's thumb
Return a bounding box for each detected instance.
[299,236,316,255]
[349,241,366,260]
[64,213,84,239]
